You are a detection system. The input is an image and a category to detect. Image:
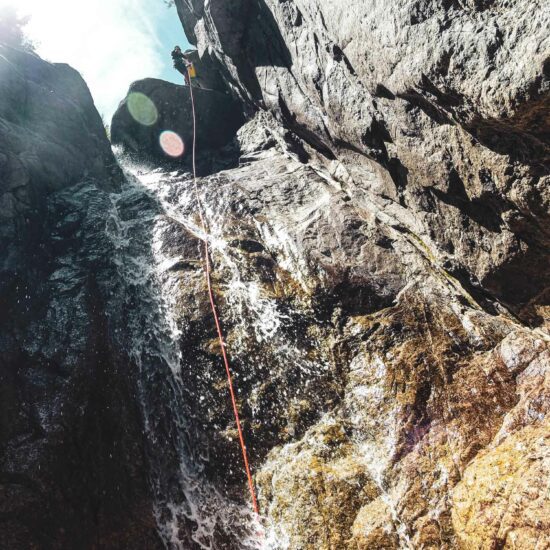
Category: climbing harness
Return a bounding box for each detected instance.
[187,69,260,518]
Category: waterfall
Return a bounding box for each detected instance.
[104,151,265,549]
[104,146,340,549]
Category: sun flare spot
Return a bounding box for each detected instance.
[127,92,158,126]
[159,130,184,158]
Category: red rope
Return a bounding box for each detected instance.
[187,74,260,517]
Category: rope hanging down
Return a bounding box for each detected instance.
[187,73,260,517]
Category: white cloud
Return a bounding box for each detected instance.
[4,0,171,119]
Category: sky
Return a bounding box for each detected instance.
[2,0,191,120]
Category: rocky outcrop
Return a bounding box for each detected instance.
[2,0,549,548]
[175,0,550,326]
[111,78,244,166]
[0,44,160,548]
[124,124,549,547]
[120,1,550,547]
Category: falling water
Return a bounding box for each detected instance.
[104,146,336,549]
[103,153,263,549]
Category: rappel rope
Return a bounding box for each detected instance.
[187,72,260,518]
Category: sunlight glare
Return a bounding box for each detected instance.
[0,0,168,118]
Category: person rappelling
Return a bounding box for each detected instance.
[171,45,196,86]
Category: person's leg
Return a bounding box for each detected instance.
[175,64,187,82]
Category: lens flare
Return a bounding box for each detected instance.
[127,92,158,126]
[159,130,185,158]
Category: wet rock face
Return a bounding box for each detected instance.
[126,139,548,548]
[2,1,549,548]
[0,45,160,548]
[150,1,550,548]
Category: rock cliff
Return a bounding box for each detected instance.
[120,115,549,548]
[1,0,549,549]
[174,0,550,324]
[0,44,161,548]
[149,0,548,547]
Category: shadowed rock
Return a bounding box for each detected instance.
[111,78,244,162]
[0,43,161,549]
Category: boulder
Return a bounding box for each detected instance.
[111,78,244,161]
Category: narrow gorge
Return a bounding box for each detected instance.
[1,1,549,549]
